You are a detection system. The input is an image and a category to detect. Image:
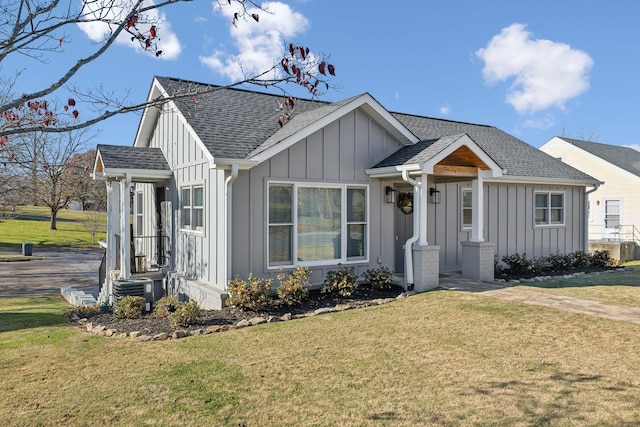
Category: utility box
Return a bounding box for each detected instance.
[22,242,33,256]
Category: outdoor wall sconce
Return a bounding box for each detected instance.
[429,187,441,204]
[385,186,396,204]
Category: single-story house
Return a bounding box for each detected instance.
[93,76,600,309]
[540,136,640,261]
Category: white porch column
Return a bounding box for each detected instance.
[418,173,428,245]
[105,179,120,298]
[119,174,132,279]
[471,170,485,242]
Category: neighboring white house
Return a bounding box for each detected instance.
[540,136,640,260]
[93,77,600,309]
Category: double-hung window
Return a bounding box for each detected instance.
[181,185,204,232]
[604,199,620,229]
[135,192,143,236]
[268,182,368,267]
[535,191,564,226]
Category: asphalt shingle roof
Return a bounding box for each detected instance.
[97,144,169,171]
[558,137,640,178]
[152,76,597,183]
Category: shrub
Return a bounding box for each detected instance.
[114,296,145,319]
[362,266,394,290]
[227,274,273,311]
[154,296,180,319]
[569,250,592,269]
[277,266,310,306]
[546,252,571,271]
[322,265,359,297]
[501,253,540,276]
[592,250,614,267]
[168,301,201,327]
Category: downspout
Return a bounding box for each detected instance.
[584,183,601,252]
[223,164,239,289]
[401,170,421,290]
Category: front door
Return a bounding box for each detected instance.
[394,186,414,274]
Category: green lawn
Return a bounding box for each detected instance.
[2,281,640,426]
[0,206,105,251]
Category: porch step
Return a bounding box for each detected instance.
[60,286,97,307]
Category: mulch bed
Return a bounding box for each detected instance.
[69,285,405,338]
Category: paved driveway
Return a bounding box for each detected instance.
[0,250,102,298]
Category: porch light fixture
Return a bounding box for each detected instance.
[385,186,396,204]
[429,187,441,204]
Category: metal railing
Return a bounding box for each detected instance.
[588,224,640,244]
[132,234,171,269]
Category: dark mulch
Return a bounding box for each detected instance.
[69,285,405,337]
[495,266,620,282]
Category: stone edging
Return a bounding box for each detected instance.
[494,268,619,284]
[72,292,416,341]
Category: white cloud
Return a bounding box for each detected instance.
[78,0,182,60]
[440,106,451,116]
[199,2,309,81]
[522,114,555,130]
[476,23,593,114]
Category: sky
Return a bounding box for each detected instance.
[7,0,640,151]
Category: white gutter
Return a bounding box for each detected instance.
[223,164,239,289]
[401,170,421,290]
[584,183,602,251]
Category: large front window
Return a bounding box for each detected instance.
[268,182,368,266]
[535,191,564,226]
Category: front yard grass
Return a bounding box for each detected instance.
[2,285,640,426]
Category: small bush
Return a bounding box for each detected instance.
[168,301,201,327]
[154,296,180,319]
[362,266,394,290]
[227,274,273,311]
[114,296,145,319]
[322,265,359,297]
[547,252,571,271]
[569,250,592,269]
[592,250,614,267]
[277,266,310,306]
[501,253,541,276]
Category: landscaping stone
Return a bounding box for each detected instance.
[280,313,292,321]
[153,333,169,341]
[249,317,267,326]
[172,330,188,339]
[236,319,251,328]
[314,307,336,315]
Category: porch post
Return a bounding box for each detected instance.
[418,173,428,245]
[119,174,132,279]
[471,170,485,242]
[104,179,120,300]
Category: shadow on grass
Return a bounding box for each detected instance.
[519,267,640,290]
[0,312,68,333]
[0,295,70,333]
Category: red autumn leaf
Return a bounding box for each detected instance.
[299,47,306,60]
[59,38,64,47]
[328,64,335,76]
[318,62,326,75]
[43,164,49,170]
[149,26,156,39]
[145,39,151,50]
[289,43,296,57]
[126,15,138,29]
[67,98,76,107]
[72,110,79,119]
[251,13,259,22]
[281,58,290,74]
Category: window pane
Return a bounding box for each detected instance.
[182,188,191,208]
[535,193,548,208]
[269,185,292,223]
[463,190,472,208]
[535,208,548,224]
[193,208,204,227]
[182,208,191,227]
[550,208,563,223]
[347,224,366,258]
[550,194,563,208]
[297,187,341,261]
[347,187,366,222]
[605,200,620,228]
[269,225,292,263]
[463,209,472,227]
[193,187,203,207]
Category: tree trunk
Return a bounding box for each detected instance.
[50,208,58,230]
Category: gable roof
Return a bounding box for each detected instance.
[136,76,597,184]
[557,137,640,178]
[93,144,171,182]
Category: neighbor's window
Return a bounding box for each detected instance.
[135,192,143,236]
[604,199,620,229]
[461,188,472,230]
[267,182,368,267]
[535,191,564,225]
[181,185,204,231]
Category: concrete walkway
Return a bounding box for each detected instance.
[439,272,640,326]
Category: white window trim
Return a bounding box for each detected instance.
[180,183,205,234]
[461,187,472,231]
[534,190,565,227]
[603,198,621,230]
[267,181,369,269]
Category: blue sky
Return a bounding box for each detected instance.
[8,0,640,150]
